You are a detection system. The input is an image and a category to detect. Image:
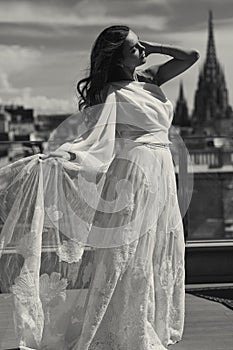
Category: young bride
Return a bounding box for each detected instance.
[0,25,199,349]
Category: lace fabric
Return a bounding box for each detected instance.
[0,81,185,349]
[74,225,184,350]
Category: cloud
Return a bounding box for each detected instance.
[165,0,233,32]
[0,45,88,114]
[0,72,15,92]
[0,45,42,74]
[0,0,168,30]
[6,91,77,114]
[0,0,232,113]
[0,0,232,33]
[0,75,77,113]
[0,0,232,55]
[0,44,80,114]
[0,0,170,52]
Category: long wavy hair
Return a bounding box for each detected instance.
[77,25,130,111]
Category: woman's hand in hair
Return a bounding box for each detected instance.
[139,40,161,57]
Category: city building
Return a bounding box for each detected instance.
[192,10,233,136]
[0,107,71,162]
[173,81,193,138]
[171,11,233,240]
[0,106,10,165]
[35,113,71,141]
[4,105,35,140]
[173,10,233,161]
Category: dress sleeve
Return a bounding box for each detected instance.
[54,85,117,173]
[0,85,120,346]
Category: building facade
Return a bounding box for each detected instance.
[173,11,233,240]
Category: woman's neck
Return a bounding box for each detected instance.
[108,65,137,82]
[121,66,136,81]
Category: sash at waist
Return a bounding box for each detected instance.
[117,131,172,145]
[115,133,172,155]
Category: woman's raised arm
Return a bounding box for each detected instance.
[139,40,200,86]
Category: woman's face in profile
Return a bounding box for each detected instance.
[121,29,146,69]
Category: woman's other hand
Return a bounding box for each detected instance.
[39,150,71,160]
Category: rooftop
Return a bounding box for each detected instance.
[173,293,233,350]
[0,292,232,349]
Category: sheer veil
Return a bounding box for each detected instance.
[0,81,192,349]
[0,85,119,347]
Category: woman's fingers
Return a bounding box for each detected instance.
[139,40,155,57]
[39,154,49,159]
[39,151,70,160]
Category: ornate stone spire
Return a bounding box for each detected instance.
[204,9,217,81]
[173,81,190,127]
[192,10,233,136]
[179,81,184,101]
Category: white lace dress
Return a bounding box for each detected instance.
[0,81,185,350]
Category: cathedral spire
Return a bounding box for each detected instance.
[204,10,218,80]
[179,81,184,101]
[173,81,190,127]
[207,10,216,60]
[192,10,233,136]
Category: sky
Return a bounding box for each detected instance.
[0,0,232,115]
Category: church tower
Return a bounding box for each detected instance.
[192,10,233,135]
[173,81,190,127]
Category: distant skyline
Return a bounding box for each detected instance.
[0,0,232,114]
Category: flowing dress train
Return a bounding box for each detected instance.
[0,80,185,350]
[66,142,185,350]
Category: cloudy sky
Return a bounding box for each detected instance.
[0,0,232,114]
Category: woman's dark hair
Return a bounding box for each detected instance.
[77,25,130,111]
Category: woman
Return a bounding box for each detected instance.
[0,26,199,349]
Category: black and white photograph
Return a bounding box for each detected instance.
[0,1,232,349]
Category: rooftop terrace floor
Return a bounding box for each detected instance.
[172,293,233,350]
[0,293,232,349]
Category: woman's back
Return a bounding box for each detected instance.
[107,80,174,145]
